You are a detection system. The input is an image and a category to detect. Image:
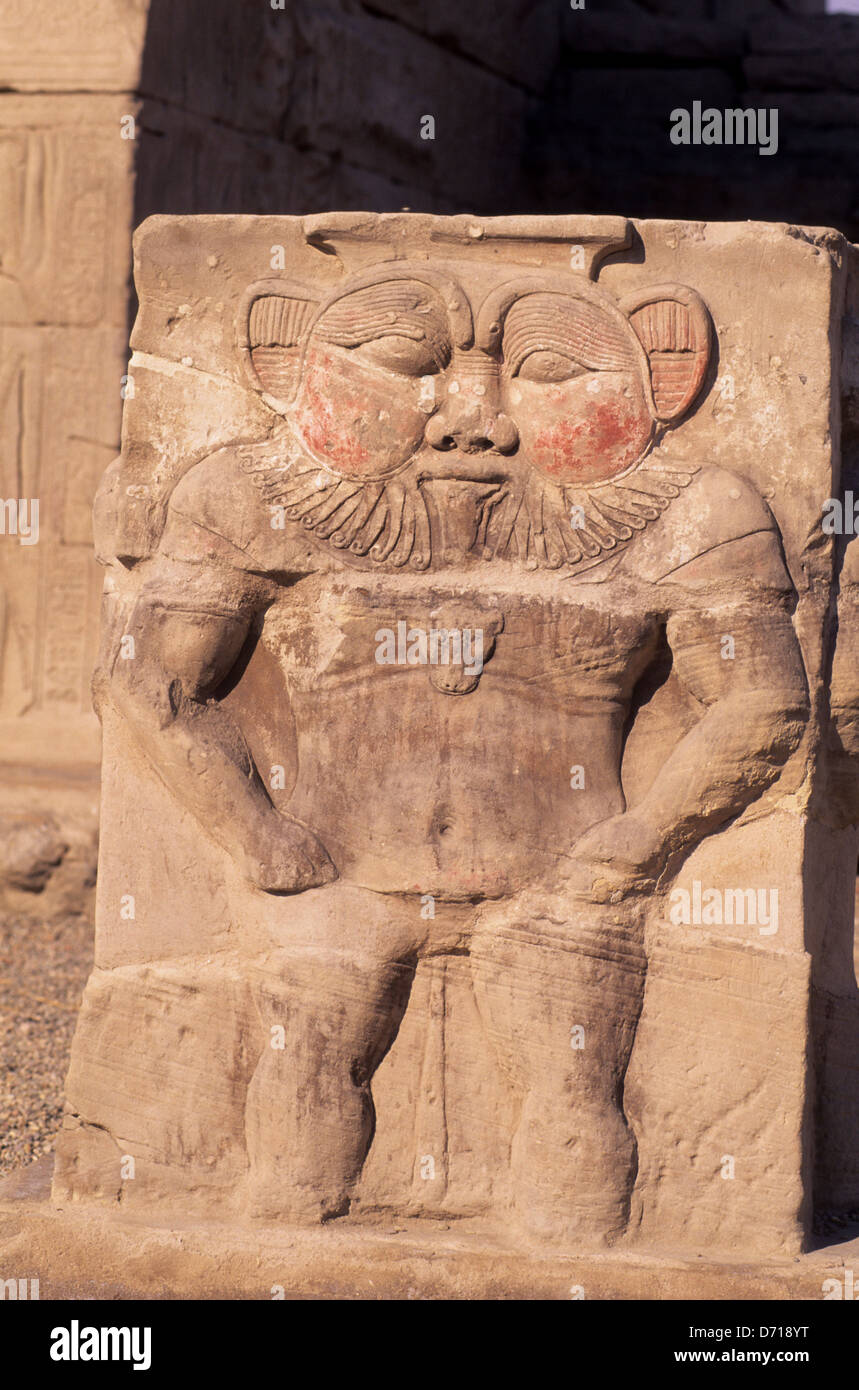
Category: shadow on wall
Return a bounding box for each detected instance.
[132,0,549,224]
[133,0,859,241]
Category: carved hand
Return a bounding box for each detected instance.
[240,812,337,894]
[561,813,664,903]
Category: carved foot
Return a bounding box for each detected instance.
[242,1174,351,1225]
[509,1099,636,1249]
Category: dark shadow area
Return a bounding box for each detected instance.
[127,1,859,344]
[133,1,859,237]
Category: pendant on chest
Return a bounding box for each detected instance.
[375,608,504,695]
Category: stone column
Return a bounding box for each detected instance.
[0,2,144,879]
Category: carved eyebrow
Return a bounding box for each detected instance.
[502,292,637,375]
[314,281,451,368]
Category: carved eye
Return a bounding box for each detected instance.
[515,350,587,384]
[353,335,445,377]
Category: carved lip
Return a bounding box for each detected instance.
[415,455,511,485]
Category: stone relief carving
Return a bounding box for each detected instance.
[56,216,838,1255]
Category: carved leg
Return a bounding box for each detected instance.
[471,895,647,1246]
[243,940,415,1223]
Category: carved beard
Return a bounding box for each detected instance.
[236,426,698,574]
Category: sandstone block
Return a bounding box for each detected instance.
[55,212,859,1263]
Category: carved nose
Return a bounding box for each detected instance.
[425,351,519,455]
[425,400,519,455]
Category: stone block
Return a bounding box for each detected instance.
[54,212,859,1268]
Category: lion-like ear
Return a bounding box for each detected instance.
[236,279,320,413]
[618,283,712,424]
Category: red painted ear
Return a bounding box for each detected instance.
[618,283,712,424]
[236,279,320,413]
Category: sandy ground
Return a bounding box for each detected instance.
[0,909,93,1176]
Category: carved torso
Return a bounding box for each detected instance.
[152,448,786,896]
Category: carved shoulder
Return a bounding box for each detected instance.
[161,445,309,575]
[620,465,789,590]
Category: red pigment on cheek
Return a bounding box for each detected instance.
[294,352,371,474]
[533,400,646,482]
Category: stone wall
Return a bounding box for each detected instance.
[535,1,859,242]
[0,2,144,898]
[130,2,859,237]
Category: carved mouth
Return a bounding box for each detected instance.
[415,454,511,486]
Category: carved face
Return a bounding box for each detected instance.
[289,279,452,480]
[242,269,710,488]
[498,292,653,485]
[238,267,712,569]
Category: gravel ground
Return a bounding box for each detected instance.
[0,910,93,1176]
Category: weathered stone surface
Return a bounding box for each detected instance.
[131,102,439,222]
[367,0,561,88]
[273,11,530,210]
[53,213,859,1267]
[6,1154,859,1300]
[6,1156,859,1300]
[0,94,131,877]
[562,11,743,60]
[137,2,532,206]
[745,17,859,94]
[0,0,146,92]
[0,814,67,893]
